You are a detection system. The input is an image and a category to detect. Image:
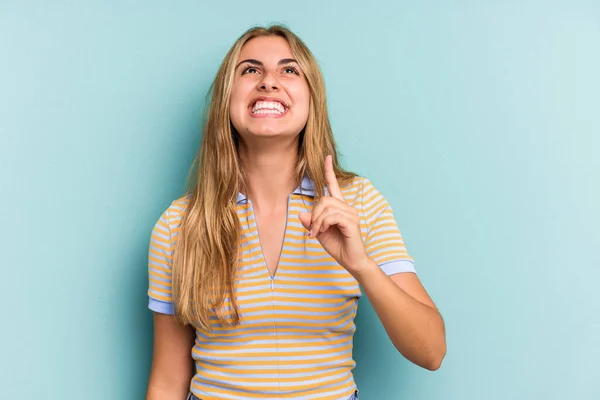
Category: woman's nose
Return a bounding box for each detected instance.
[258,72,279,91]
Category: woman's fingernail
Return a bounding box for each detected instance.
[308,230,313,237]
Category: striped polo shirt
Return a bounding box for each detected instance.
[148,175,416,400]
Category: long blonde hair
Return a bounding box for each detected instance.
[173,25,356,329]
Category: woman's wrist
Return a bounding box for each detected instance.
[349,257,380,282]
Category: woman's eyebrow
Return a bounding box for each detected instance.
[278,58,298,65]
[235,58,299,69]
[236,59,262,69]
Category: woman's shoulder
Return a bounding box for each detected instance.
[156,195,191,229]
[170,195,191,212]
[340,175,380,205]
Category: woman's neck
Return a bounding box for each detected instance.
[238,137,299,212]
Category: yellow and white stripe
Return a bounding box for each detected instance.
[148,176,415,399]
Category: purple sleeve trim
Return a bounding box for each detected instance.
[148,298,174,315]
[380,259,416,276]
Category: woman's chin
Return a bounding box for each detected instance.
[243,127,301,139]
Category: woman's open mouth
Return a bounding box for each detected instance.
[249,99,288,117]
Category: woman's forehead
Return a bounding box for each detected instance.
[238,36,294,62]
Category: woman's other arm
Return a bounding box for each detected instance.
[146,313,195,400]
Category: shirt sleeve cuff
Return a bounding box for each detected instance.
[148,298,174,315]
[379,259,416,276]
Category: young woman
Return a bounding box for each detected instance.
[146,25,446,400]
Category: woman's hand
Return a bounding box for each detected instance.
[298,155,371,276]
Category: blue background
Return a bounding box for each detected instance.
[1,1,599,399]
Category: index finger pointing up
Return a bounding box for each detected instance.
[325,154,344,200]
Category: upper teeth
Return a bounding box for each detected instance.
[252,101,286,114]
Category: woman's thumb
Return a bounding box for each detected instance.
[297,212,311,229]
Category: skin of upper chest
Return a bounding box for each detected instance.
[253,205,289,276]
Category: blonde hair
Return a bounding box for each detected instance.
[173,25,356,329]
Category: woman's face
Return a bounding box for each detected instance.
[229,36,310,141]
